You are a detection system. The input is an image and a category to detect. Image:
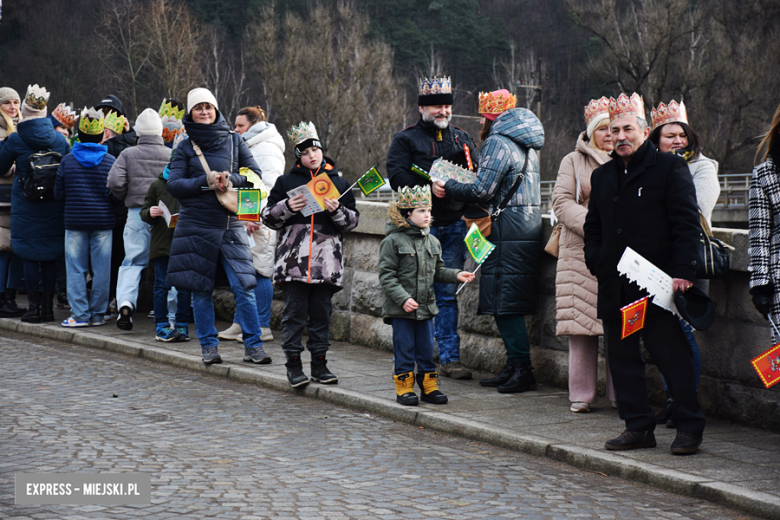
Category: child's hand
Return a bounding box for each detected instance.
[457,271,475,283]
[287,193,307,212]
[149,206,163,218]
[402,298,418,312]
[323,197,340,213]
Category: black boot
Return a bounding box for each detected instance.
[497,360,537,393]
[41,291,55,322]
[655,395,674,426]
[4,289,26,317]
[0,291,9,317]
[285,352,310,388]
[21,291,41,323]
[416,372,448,404]
[479,359,515,387]
[310,353,338,384]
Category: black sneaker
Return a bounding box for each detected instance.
[605,430,657,451]
[243,346,272,364]
[202,346,222,365]
[117,304,134,331]
[285,355,309,388]
[670,431,702,455]
[310,355,338,384]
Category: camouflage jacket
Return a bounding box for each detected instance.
[261,159,359,288]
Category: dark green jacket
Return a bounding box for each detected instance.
[140,171,181,260]
[378,208,460,324]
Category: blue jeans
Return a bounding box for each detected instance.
[115,207,151,309]
[192,252,262,349]
[153,256,191,325]
[65,229,112,322]
[392,318,436,375]
[662,319,702,392]
[429,219,466,365]
[235,274,272,328]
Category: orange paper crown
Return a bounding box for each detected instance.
[651,100,688,128]
[608,93,645,122]
[478,90,517,115]
[52,103,78,129]
[584,97,610,126]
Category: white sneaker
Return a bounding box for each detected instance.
[570,402,591,413]
[218,322,242,340]
[261,327,274,341]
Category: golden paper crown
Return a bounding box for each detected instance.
[159,99,185,121]
[608,93,645,122]
[78,107,105,135]
[478,91,517,115]
[584,97,610,126]
[161,118,184,143]
[419,76,452,96]
[104,111,126,134]
[52,103,78,129]
[397,185,432,209]
[24,84,50,110]
[651,99,688,128]
[288,121,318,146]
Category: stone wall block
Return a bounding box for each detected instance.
[350,270,384,318]
[349,313,393,352]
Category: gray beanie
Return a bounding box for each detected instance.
[0,87,20,107]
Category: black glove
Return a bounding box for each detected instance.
[750,284,773,320]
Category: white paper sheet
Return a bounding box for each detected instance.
[616,247,679,316]
[286,185,323,217]
[157,199,179,228]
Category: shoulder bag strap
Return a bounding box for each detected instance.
[191,142,212,175]
[493,148,529,218]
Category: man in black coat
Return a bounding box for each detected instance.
[386,76,478,380]
[584,93,705,455]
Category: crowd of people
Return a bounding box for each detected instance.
[1,78,778,458]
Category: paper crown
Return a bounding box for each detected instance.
[24,84,50,110]
[104,111,126,134]
[397,185,432,209]
[159,99,185,121]
[419,76,452,97]
[584,97,610,126]
[161,119,184,143]
[78,107,105,135]
[608,93,646,122]
[651,99,688,128]
[288,121,318,146]
[478,90,517,115]
[52,103,78,129]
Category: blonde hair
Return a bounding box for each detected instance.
[755,102,780,165]
[0,109,17,134]
[588,119,610,152]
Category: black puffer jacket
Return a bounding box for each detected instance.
[166,113,262,293]
[386,117,478,227]
[104,129,137,159]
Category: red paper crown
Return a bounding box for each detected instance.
[651,100,688,128]
[478,90,517,115]
[52,103,78,129]
[608,93,645,122]
[584,97,610,126]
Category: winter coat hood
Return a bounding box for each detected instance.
[72,142,109,168]
[491,108,545,151]
[16,117,59,150]
[574,131,611,165]
[385,201,431,237]
[243,121,281,145]
[183,113,231,151]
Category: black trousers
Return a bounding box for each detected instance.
[281,281,336,355]
[604,311,705,435]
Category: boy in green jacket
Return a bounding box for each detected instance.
[378,185,474,406]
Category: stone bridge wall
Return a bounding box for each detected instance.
[214,200,780,431]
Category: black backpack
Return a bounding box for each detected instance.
[24,149,62,201]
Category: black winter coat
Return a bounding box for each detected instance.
[166,114,262,293]
[105,129,137,159]
[386,117,478,226]
[584,141,701,320]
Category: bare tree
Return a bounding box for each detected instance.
[201,26,251,123]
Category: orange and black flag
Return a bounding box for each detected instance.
[620,296,649,339]
[751,343,780,389]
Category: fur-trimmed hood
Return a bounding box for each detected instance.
[385,201,431,236]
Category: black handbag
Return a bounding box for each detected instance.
[24,149,62,201]
[697,211,733,279]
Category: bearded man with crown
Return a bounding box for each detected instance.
[583,92,706,455]
[386,75,479,380]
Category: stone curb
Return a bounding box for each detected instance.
[5,319,779,520]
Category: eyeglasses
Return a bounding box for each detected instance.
[193,104,215,112]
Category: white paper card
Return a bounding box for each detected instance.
[617,247,679,316]
[286,186,323,217]
[247,232,256,248]
[158,200,172,227]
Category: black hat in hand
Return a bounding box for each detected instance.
[674,285,715,331]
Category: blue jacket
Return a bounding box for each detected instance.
[0,118,71,261]
[166,113,262,293]
[55,142,116,231]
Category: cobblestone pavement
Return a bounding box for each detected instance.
[1,332,759,520]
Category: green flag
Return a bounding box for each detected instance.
[237,188,264,222]
[411,164,431,181]
[464,223,496,264]
[356,166,386,195]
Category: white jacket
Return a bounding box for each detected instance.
[243,122,285,278]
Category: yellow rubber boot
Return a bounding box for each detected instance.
[393,371,418,406]
[416,372,448,404]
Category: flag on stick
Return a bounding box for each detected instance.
[620,296,648,339]
[751,343,780,389]
[464,223,496,265]
[411,164,431,181]
[356,166,386,195]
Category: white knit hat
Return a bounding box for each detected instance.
[135,108,163,137]
[186,88,219,114]
[586,113,610,140]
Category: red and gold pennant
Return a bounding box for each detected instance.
[751,342,780,389]
[620,296,648,339]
